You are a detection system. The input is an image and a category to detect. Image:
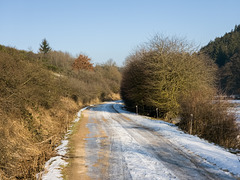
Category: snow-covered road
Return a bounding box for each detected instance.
[41,101,240,179]
[84,101,239,180]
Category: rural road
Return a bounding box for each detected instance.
[67,101,237,180]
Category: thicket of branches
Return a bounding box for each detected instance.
[121,35,240,149]
[0,45,121,179]
[121,36,215,118]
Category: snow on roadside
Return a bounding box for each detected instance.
[229,100,240,124]
[113,102,240,177]
[38,107,88,180]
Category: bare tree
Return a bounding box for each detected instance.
[121,35,216,118]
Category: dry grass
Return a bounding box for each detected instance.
[0,97,79,179]
[0,45,121,179]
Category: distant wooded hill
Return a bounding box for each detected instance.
[200,24,240,95]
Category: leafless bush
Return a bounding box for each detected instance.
[0,45,122,179]
[121,35,216,119]
[179,91,240,149]
[121,35,240,150]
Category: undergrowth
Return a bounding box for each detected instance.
[0,45,121,179]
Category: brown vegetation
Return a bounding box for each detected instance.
[121,35,240,150]
[121,36,216,118]
[0,45,121,179]
[179,93,240,149]
[72,54,94,72]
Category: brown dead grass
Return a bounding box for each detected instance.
[0,97,80,179]
[106,93,120,101]
[0,45,121,179]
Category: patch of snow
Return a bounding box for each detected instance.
[38,107,88,180]
[229,100,240,124]
[228,100,240,104]
[113,102,240,178]
[40,156,67,180]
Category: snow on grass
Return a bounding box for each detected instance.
[39,107,88,180]
[228,100,240,126]
[114,102,240,177]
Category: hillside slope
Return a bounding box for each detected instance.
[0,45,121,179]
[200,25,240,94]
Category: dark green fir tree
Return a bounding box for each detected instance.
[39,38,51,54]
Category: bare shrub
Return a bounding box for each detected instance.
[121,35,240,149]
[0,45,122,179]
[121,35,216,119]
[48,50,75,72]
[179,92,240,149]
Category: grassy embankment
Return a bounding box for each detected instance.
[0,45,121,179]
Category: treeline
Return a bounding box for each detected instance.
[121,35,240,150]
[201,24,240,95]
[0,44,121,179]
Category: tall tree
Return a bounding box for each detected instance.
[200,24,240,94]
[121,35,216,119]
[200,24,240,67]
[220,52,240,94]
[39,38,51,54]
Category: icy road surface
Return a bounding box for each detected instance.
[41,101,240,179]
[83,101,239,180]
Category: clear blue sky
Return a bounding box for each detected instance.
[1,0,240,66]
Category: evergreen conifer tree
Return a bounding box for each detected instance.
[39,38,51,54]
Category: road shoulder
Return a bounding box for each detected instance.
[64,110,90,180]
